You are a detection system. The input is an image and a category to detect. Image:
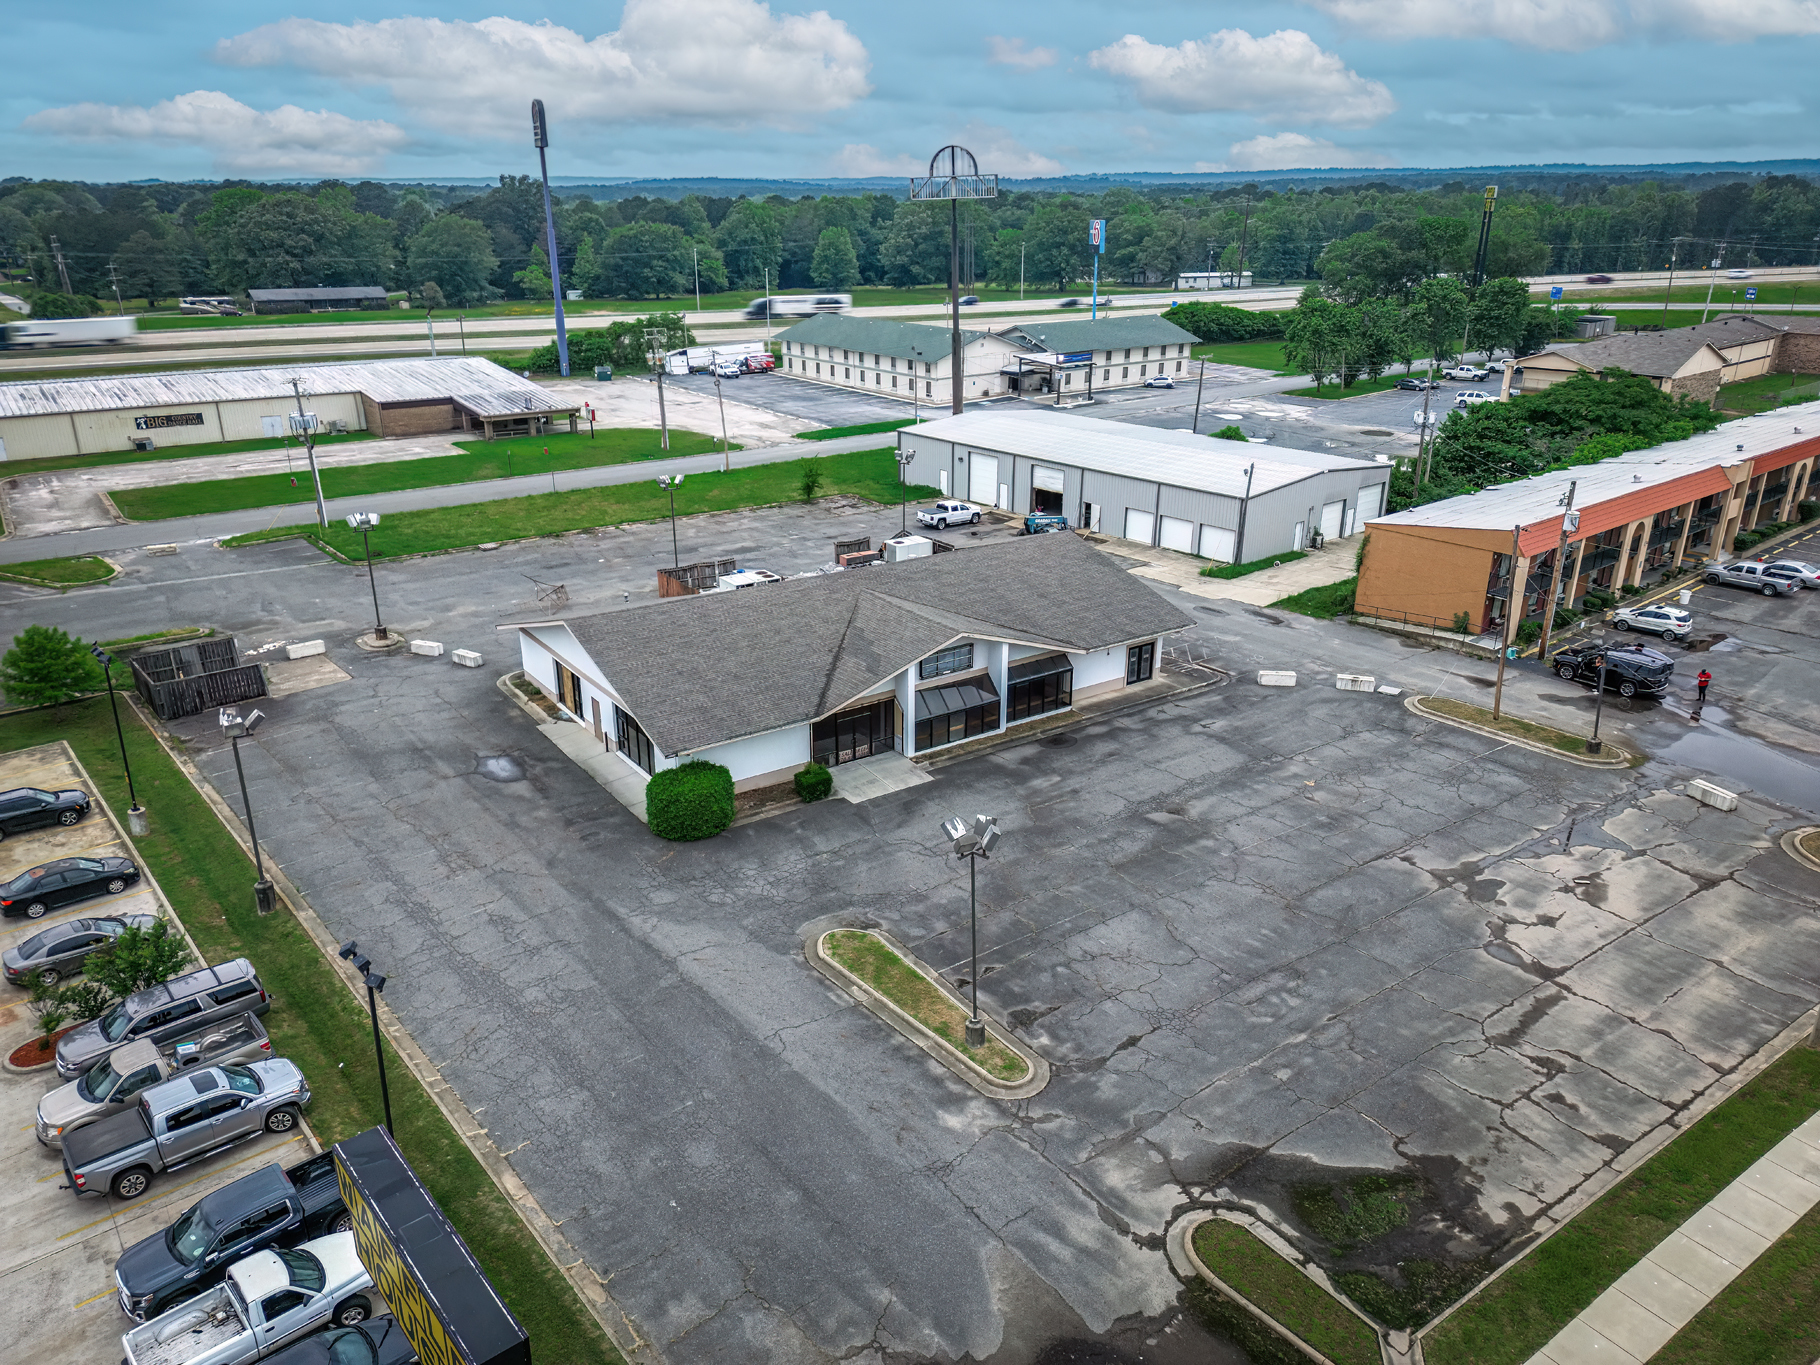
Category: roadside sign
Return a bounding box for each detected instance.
[1549,286,1563,300]
[1746,287,1758,300]
[1088,219,1105,253]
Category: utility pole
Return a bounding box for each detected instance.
[50,236,73,295]
[1234,198,1253,288]
[1232,463,1256,566]
[531,99,570,377]
[425,310,436,357]
[289,380,329,529]
[1471,186,1498,288]
[1701,241,1726,324]
[1662,237,1689,323]
[1534,480,1578,662]
[106,263,124,315]
[1415,359,1437,489]
[1019,243,1025,302]
[1492,524,1523,720]
[644,328,670,450]
[762,266,772,341]
[1190,354,1207,434]
[693,245,701,313]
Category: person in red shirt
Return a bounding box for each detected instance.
[1697,669,1712,703]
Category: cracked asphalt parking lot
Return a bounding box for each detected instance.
[148,576,1820,1364]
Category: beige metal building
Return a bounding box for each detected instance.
[0,357,579,462]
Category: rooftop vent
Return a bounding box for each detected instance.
[1633,474,1644,482]
[1736,443,1744,452]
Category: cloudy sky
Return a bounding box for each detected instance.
[7,0,1820,184]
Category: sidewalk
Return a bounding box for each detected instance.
[1526,1108,1820,1364]
[1109,532,1362,606]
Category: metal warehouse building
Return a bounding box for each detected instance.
[897,411,1391,562]
[0,357,581,462]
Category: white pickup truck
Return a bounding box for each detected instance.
[1443,364,1489,382]
[917,500,981,530]
[121,1232,372,1365]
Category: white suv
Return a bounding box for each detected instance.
[1454,390,1496,408]
[917,500,981,530]
[1612,603,1692,642]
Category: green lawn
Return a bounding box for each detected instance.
[1565,280,1820,308]
[0,701,622,1365]
[0,431,376,481]
[1192,1220,1380,1365]
[1717,371,1820,414]
[1203,550,1306,580]
[1289,373,1424,399]
[110,427,727,520]
[1425,1046,1820,1365]
[1653,1200,1820,1365]
[1271,576,1358,619]
[798,418,926,441]
[1193,340,1297,373]
[0,554,116,587]
[222,447,941,559]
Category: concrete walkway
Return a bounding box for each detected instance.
[1112,531,1364,606]
[536,717,649,823]
[831,749,933,804]
[1527,1108,1820,1364]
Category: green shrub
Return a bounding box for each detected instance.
[645,760,735,841]
[1209,425,1248,442]
[794,761,833,803]
[1515,620,1543,646]
[1733,531,1761,550]
[1799,499,1818,522]
[1583,588,1616,610]
[1552,606,1580,628]
[1163,300,1283,343]
[1451,611,1472,634]
[1621,582,1643,596]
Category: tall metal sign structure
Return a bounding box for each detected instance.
[1088,219,1106,319]
[911,146,997,414]
[531,99,571,378]
[1470,185,1499,288]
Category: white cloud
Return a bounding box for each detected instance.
[986,36,1059,69]
[834,123,1064,179]
[23,91,409,175]
[1195,133,1396,173]
[214,0,871,136]
[1088,29,1395,125]
[1305,0,1820,51]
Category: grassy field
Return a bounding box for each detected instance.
[1653,1199,1820,1365]
[0,554,116,587]
[798,418,925,441]
[221,447,940,559]
[1424,1046,1820,1365]
[1191,1220,1380,1365]
[1717,371,1820,415]
[0,431,376,481]
[0,700,623,1365]
[1566,279,1820,308]
[1193,340,1297,373]
[823,930,1028,1082]
[110,427,726,520]
[1271,577,1358,619]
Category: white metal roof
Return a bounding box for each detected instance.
[1369,409,1817,531]
[904,411,1383,498]
[0,357,574,421]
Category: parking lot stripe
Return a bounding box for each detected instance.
[71,1287,114,1311]
[51,1137,308,1238]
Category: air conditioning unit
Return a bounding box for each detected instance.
[883,535,933,563]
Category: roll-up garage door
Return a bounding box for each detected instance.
[1123,508,1155,544]
[1356,483,1385,521]
[1320,500,1345,541]
[1158,516,1194,553]
[1033,465,1065,492]
[1199,525,1236,561]
[968,453,999,505]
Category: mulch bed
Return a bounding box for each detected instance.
[8,1025,77,1069]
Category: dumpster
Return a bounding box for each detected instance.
[594,365,613,381]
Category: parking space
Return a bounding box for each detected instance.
[658,370,923,428]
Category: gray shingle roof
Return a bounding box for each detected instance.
[1005,315,1198,353]
[1524,332,1723,379]
[776,312,987,361]
[558,532,1191,755]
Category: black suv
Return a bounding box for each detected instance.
[0,786,91,840]
[1551,643,1675,697]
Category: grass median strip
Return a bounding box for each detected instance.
[111,427,728,520]
[797,419,926,441]
[0,699,622,1365]
[223,448,941,560]
[1202,550,1306,580]
[823,930,1029,1083]
[1271,577,1357,620]
[1420,695,1611,758]
[1652,1198,1820,1365]
[1424,1046,1820,1365]
[1190,1220,1381,1365]
[0,554,116,587]
[0,430,376,481]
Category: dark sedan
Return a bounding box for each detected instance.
[1394,376,1437,391]
[0,786,91,840]
[1551,643,1675,697]
[3,913,156,985]
[0,856,141,919]
[261,1315,419,1365]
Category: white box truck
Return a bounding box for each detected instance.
[1,316,138,348]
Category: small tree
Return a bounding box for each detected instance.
[794,762,833,803]
[419,280,447,311]
[25,971,72,1056]
[810,227,860,291]
[57,981,114,1021]
[646,761,736,841]
[800,457,826,502]
[1210,425,1247,442]
[83,919,192,999]
[0,625,105,709]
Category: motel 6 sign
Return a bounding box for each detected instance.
[1088,219,1105,254]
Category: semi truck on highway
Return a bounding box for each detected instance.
[0,316,137,348]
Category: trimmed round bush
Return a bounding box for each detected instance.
[794,761,833,803]
[645,760,735,841]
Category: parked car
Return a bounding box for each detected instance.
[62,1059,310,1201]
[4,912,156,985]
[57,957,271,1079]
[958,295,979,306]
[119,1232,372,1365]
[1704,560,1797,596]
[38,1013,271,1147]
[1727,268,1754,279]
[1058,297,1084,308]
[114,1152,351,1322]
[1394,376,1437,391]
[1612,603,1693,641]
[1551,643,1675,697]
[1585,274,1613,284]
[741,352,774,373]
[1764,559,1820,588]
[917,500,982,529]
[0,785,92,840]
[1454,390,1496,408]
[259,1316,418,1365]
[1143,374,1175,388]
[0,856,141,921]
[1443,365,1489,381]
[1758,561,1810,590]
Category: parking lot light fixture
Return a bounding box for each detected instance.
[896,450,915,533]
[219,707,275,915]
[90,644,145,832]
[942,813,1001,1047]
[657,474,684,567]
[338,940,395,1136]
[345,512,388,641]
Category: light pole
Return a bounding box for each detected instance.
[531,99,570,377]
[425,308,436,357]
[911,146,998,415]
[457,313,467,355]
[657,474,684,567]
[1587,654,1609,755]
[713,375,729,471]
[345,512,387,641]
[1190,351,1207,434]
[896,450,915,533]
[337,941,394,1136]
[218,707,275,915]
[941,814,1001,1046]
[89,645,146,835]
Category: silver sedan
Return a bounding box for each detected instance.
[1765,559,1820,588]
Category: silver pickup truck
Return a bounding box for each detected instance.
[62,1060,309,1201]
[1704,559,1797,595]
[121,1232,373,1365]
[37,1012,270,1147]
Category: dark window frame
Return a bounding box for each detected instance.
[1007,668,1072,722]
[615,706,656,775]
[1127,642,1155,684]
[918,644,975,680]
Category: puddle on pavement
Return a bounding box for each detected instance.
[475,754,526,782]
[1042,733,1079,748]
[1655,727,1820,812]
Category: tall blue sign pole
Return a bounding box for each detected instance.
[1089,219,1105,320]
[531,99,570,378]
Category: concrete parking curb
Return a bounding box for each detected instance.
[1405,695,1634,768]
[121,695,658,1365]
[803,923,1050,1101]
[1781,827,1820,875]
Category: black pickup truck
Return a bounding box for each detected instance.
[113,1152,351,1322]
